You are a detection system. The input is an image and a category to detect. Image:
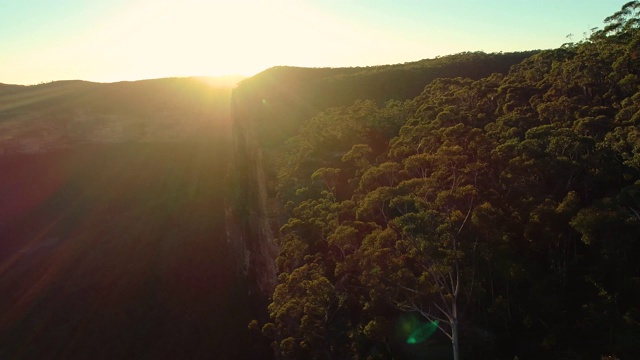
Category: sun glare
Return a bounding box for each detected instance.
[8,0,427,84]
[2,0,446,85]
[88,0,271,79]
[24,0,351,83]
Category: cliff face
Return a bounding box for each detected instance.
[226,91,279,296]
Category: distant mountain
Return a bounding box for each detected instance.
[0,76,242,154]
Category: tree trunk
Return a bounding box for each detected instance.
[451,319,460,360]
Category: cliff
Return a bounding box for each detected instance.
[226,95,279,296]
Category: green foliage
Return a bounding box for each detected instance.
[233,52,536,147]
[260,3,640,359]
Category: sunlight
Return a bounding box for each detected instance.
[48,0,333,81]
[8,0,427,84]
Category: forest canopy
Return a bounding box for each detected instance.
[254,2,640,359]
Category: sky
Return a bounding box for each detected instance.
[0,0,625,85]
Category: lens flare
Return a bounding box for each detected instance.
[406,319,439,344]
[396,313,440,345]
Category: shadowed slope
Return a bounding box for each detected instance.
[0,141,268,359]
[0,76,270,359]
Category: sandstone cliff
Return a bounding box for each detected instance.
[226,89,279,296]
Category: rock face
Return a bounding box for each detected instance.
[226,92,279,297]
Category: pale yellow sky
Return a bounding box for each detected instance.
[0,0,623,85]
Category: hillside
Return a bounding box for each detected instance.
[233,51,537,147]
[248,3,640,359]
[0,142,255,359]
[0,76,240,154]
[227,51,536,299]
[0,76,276,359]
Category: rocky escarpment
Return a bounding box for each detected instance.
[226,92,279,297]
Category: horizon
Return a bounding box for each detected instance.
[0,73,248,87]
[1,0,624,85]
[0,52,524,87]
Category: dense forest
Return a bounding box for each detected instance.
[246,3,640,359]
[232,51,535,148]
[228,50,534,304]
